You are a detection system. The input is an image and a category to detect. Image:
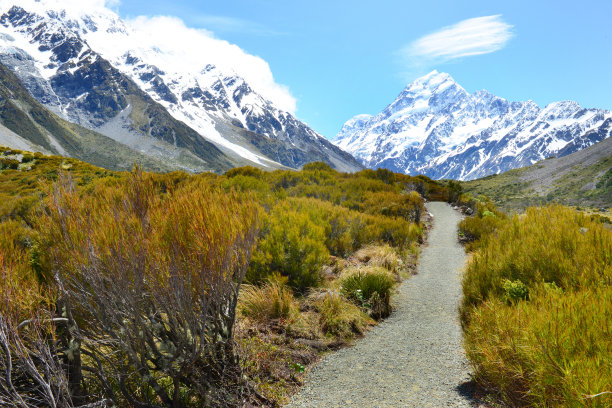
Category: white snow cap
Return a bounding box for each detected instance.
[0,0,297,114]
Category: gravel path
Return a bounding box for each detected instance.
[286,202,475,407]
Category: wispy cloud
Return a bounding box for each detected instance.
[401,15,513,64]
[192,15,285,36]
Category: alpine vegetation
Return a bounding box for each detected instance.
[458,198,612,407]
[0,147,450,406]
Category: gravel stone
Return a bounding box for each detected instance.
[285,202,476,407]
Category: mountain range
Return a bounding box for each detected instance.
[0,0,362,173]
[0,1,609,181]
[334,71,612,180]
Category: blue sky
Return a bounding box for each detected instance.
[113,0,612,139]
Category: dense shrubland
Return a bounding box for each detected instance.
[0,147,446,406]
[459,198,612,407]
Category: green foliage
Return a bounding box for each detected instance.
[446,179,463,203]
[458,197,509,251]
[341,267,395,319]
[302,161,335,172]
[461,204,612,407]
[248,201,329,291]
[502,279,529,302]
[225,165,265,179]
[0,158,19,170]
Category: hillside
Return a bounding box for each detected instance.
[0,63,202,172]
[461,136,612,211]
[0,145,450,406]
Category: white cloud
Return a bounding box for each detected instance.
[8,0,296,113]
[402,15,513,63]
[122,15,296,113]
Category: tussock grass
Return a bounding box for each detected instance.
[352,244,404,280]
[340,267,396,319]
[239,282,299,322]
[466,286,612,407]
[461,204,612,407]
[311,290,371,338]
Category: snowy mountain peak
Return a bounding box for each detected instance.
[406,70,457,93]
[334,73,612,180]
[0,0,363,172]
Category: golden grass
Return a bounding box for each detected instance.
[461,204,612,407]
[239,282,299,322]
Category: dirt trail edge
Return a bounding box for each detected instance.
[285,202,476,408]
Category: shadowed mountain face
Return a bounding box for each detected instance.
[334,71,612,180]
[0,62,193,172]
[0,3,362,173]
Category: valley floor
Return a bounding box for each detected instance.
[285,202,477,407]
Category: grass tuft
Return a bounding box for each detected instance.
[239,282,299,323]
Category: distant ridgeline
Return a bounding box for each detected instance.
[334,71,612,181]
[461,135,612,211]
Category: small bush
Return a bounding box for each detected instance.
[302,161,335,172]
[239,283,298,322]
[312,290,370,338]
[248,202,329,292]
[0,159,19,170]
[341,267,395,319]
[502,279,529,303]
[459,198,509,251]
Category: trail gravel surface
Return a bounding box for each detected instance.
[285,202,475,407]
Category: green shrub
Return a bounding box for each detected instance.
[502,279,529,303]
[248,202,329,292]
[0,158,19,170]
[302,161,335,172]
[459,198,509,251]
[341,267,395,319]
[224,165,265,179]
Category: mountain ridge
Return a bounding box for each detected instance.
[334,70,612,180]
[0,1,362,172]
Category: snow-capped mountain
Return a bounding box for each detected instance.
[334,71,612,180]
[0,0,362,172]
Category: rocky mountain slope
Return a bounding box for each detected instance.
[334,71,612,180]
[0,0,362,172]
[0,62,185,172]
